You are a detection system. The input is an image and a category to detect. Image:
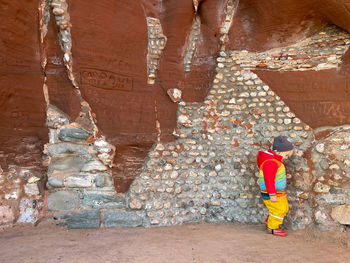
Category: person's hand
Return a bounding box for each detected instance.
[270,195,277,202]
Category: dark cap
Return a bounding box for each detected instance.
[272,136,294,152]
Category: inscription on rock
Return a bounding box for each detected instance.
[81,69,133,91]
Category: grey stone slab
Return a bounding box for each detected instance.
[47,191,80,211]
[47,177,64,188]
[58,128,91,142]
[46,143,89,156]
[61,210,100,229]
[65,175,93,188]
[82,159,108,172]
[82,193,125,209]
[102,209,143,228]
[49,156,84,173]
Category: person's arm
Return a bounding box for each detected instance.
[262,160,278,201]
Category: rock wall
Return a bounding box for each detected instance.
[1,0,350,229]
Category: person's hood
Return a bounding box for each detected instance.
[257,149,283,168]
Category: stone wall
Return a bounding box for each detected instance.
[0,165,44,230]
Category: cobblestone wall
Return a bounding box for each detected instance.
[125,25,350,230]
[0,166,44,230]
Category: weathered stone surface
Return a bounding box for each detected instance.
[58,128,91,142]
[82,193,125,209]
[94,174,106,187]
[49,156,84,173]
[17,198,38,224]
[24,183,40,196]
[61,210,100,229]
[46,143,89,156]
[331,205,350,225]
[47,177,64,188]
[47,191,80,211]
[82,160,108,172]
[102,209,143,228]
[0,206,15,225]
[64,175,93,188]
[3,0,350,231]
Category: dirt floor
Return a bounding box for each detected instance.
[1,222,350,263]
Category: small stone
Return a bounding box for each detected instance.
[52,7,65,16]
[314,182,330,193]
[129,200,143,210]
[164,164,173,171]
[94,174,106,187]
[209,171,217,177]
[215,164,222,172]
[331,205,350,225]
[189,171,197,177]
[215,72,223,81]
[315,143,325,153]
[170,171,179,179]
[150,219,160,225]
[211,201,221,206]
[167,88,182,102]
[329,164,340,170]
[284,118,292,125]
[299,192,309,200]
[178,115,190,124]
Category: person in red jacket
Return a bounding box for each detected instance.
[256,136,294,237]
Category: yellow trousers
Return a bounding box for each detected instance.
[263,196,289,229]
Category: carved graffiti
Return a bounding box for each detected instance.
[80,68,133,91]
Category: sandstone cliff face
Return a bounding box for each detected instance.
[1,0,350,229]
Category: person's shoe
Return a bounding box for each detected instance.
[266,227,287,237]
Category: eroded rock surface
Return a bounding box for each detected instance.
[1,0,350,229]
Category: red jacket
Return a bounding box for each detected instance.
[256,150,284,196]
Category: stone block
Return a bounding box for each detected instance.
[47,177,64,188]
[331,205,350,225]
[82,159,108,172]
[64,175,93,188]
[61,210,100,229]
[102,209,143,228]
[82,193,125,209]
[49,156,83,173]
[58,128,91,142]
[46,142,89,156]
[17,198,38,224]
[315,193,346,206]
[47,191,80,211]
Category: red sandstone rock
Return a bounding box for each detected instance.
[1,0,350,192]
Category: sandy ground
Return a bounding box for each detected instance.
[1,222,350,263]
